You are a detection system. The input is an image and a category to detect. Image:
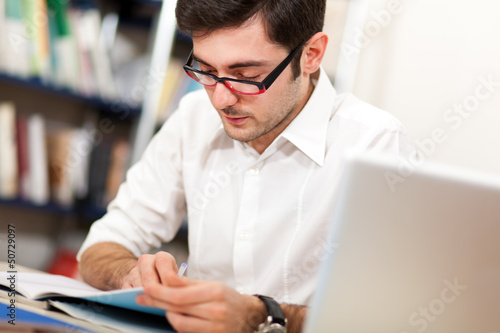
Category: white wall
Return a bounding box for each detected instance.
[323,0,350,78]
[340,0,500,176]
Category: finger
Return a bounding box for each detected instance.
[137,254,161,285]
[143,280,224,307]
[167,311,222,333]
[154,252,178,285]
[138,293,221,321]
[163,270,204,287]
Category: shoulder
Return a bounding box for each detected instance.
[327,93,414,155]
[332,93,403,131]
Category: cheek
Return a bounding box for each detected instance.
[247,97,275,120]
[204,86,215,99]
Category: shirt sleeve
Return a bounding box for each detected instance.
[77,107,187,260]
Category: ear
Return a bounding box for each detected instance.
[302,32,329,74]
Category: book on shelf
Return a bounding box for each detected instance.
[16,113,30,201]
[73,115,97,200]
[0,0,119,101]
[87,139,112,208]
[0,101,18,199]
[0,101,131,214]
[156,57,202,126]
[1,0,31,78]
[46,123,79,207]
[105,138,130,204]
[0,0,5,72]
[25,0,51,81]
[27,113,50,205]
[0,271,175,332]
[47,0,80,92]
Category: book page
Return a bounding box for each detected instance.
[0,271,100,299]
[0,271,164,316]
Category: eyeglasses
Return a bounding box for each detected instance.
[183,40,306,95]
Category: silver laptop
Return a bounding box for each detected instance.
[304,153,500,333]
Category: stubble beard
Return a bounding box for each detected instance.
[221,76,303,143]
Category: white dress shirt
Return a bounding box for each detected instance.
[78,68,414,305]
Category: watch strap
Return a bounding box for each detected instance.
[256,295,287,326]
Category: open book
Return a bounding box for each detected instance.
[0,271,165,315]
[0,271,174,332]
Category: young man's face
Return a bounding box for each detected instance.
[191,17,311,153]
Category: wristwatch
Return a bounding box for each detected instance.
[255,295,287,333]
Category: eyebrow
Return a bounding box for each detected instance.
[193,54,269,70]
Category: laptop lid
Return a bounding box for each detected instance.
[304,154,500,333]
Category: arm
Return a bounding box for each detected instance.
[282,304,308,333]
[79,242,137,290]
[79,242,178,290]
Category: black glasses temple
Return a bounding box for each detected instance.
[261,41,307,89]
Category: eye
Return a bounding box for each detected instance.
[198,64,216,74]
[239,74,261,82]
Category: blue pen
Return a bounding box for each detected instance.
[177,262,188,277]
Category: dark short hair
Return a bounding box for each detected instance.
[175,0,326,79]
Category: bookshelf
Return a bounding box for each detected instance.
[0,0,153,218]
[0,0,189,214]
[0,0,191,272]
[0,72,141,116]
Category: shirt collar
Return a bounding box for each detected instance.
[209,67,337,166]
[280,67,336,166]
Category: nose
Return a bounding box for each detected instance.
[210,81,238,110]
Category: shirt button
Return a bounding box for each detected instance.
[239,231,250,240]
[247,168,259,176]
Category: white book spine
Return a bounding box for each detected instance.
[0,0,6,72]
[86,9,117,100]
[27,114,49,205]
[3,19,31,78]
[0,102,18,199]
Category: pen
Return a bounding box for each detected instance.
[177,262,188,277]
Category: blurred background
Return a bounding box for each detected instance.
[0,0,498,275]
[326,0,500,176]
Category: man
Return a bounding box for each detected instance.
[78,0,414,332]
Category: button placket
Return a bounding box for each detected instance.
[233,164,261,294]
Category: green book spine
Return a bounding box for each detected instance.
[47,0,71,37]
[5,0,24,19]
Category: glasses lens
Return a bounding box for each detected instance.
[186,69,216,86]
[228,80,260,94]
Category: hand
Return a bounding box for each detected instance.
[137,272,266,333]
[121,251,178,289]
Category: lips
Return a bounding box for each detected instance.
[224,115,248,125]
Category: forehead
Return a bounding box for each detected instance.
[191,18,286,67]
